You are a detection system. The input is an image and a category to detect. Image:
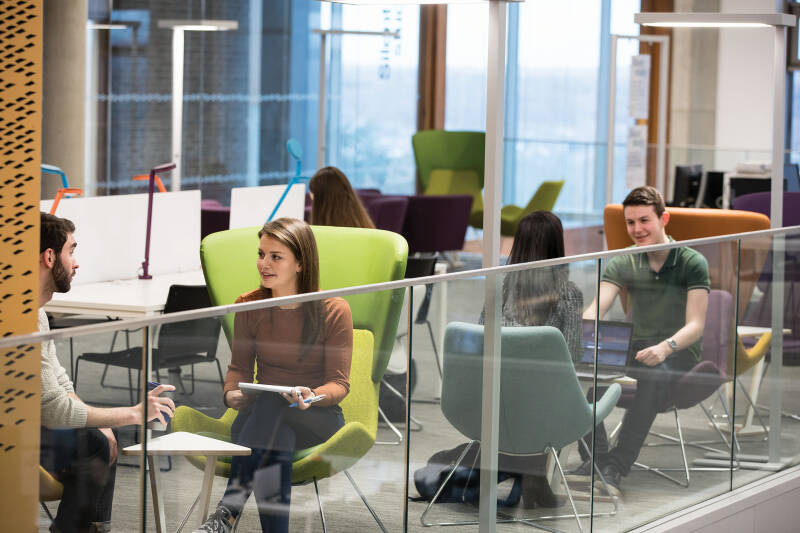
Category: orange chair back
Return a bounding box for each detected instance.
[603,205,771,320]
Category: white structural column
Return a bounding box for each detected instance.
[246,0,263,187]
[768,23,786,461]
[479,1,507,531]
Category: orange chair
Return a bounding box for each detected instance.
[603,205,771,320]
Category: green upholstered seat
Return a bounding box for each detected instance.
[471,179,565,235]
[199,225,407,382]
[422,323,621,528]
[171,329,378,483]
[412,130,486,228]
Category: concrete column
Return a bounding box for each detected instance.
[43,0,87,198]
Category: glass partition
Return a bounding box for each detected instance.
[17,225,800,532]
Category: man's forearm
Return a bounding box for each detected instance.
[84,404,139,428]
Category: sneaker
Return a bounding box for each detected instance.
[565,459,593,483]
[596,464,622,498]
[193,506,234,533]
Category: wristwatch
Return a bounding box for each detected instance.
[666,338,678,352]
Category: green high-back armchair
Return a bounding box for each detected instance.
[412,130,486,228]
[199,224,408,382]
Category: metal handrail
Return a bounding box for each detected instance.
[3,224,798,349]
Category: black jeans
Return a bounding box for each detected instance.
[40,427,117,533]
[580,341,696,476]
[221,393,344,532]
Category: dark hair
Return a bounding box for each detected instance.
[309,166,375,229]
[40,212,75,254]
[623,186,666,218]
[257,218,322,350]
[503,211,567,325]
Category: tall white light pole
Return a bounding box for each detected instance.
[157,20,238,191]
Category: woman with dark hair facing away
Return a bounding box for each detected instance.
[194,218,353,533]
[480,210,583,509]
[309,166,375,229]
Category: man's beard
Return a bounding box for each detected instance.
[52,257,72,293]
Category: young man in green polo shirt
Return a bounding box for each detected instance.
[578,186,710,496]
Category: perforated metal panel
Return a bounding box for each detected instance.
[0,0,43,526]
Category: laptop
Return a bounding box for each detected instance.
[574,319,634,380]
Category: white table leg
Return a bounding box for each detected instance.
[743,357,766,429]
[199,455,218,521]
[148,456,167,533]
[434,263,448,398]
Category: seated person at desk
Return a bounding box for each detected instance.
[195,218,352,533]
[574,186,709,496]
[309,166,375,229]
[480,211,582,508]
[38,212,176,533]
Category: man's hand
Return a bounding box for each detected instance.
[136,384,176,425]
[99,427,117,465]
[635,342,671,366]
[225,389,254,410]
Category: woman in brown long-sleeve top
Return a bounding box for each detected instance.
[195,218,353,533]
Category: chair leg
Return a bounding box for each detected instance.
[549,446,583,533]
[74,358,81,392]
[425,320,442,379]
[736,377,770,437]
[343,470,388,532]
[420,440,476,527]
[313,478,328,533]
[633,408,690,488]
[375,407,404,445]
[216,359,225,391]
[381,379,423,431]
[40,501,55,523]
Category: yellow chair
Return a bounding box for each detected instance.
[171,330,385,530]
[39,465,63,523]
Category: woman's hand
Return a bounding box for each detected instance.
[281,386,315,410]
[225,389,254,410]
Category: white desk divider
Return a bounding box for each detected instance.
[229,184,305,229]
[41,190,201,284]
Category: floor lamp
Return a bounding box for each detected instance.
[157,19,238,191]
[313,28,399,170]
[635,11,796,470]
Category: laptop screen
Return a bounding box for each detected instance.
[580,320,633,367]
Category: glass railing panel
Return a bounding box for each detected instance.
[589,239,737,532]
[36,315,150,532]
[405,258,606,532]
[732,227,800,491]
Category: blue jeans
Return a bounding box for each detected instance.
[221,393,344,532]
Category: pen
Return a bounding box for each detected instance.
[289,394,326,408]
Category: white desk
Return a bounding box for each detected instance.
[123,431,250,533]
[45,270,206,318]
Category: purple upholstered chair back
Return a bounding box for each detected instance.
[701,290,735,378]
[365,196,409,234]
[200,199,231,239]
[732,191,800,227]
[401,194,472,254]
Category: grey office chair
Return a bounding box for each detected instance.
[421,323,621,531]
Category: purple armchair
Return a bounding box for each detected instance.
[201,199,231,240]
[364,196,409,234]
[400,194,473,254]
[733,191,800,362]
[589,290,733,488]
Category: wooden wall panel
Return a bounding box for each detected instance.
[0,0,43,528]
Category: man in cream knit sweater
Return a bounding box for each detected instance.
[39,212,176,533]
